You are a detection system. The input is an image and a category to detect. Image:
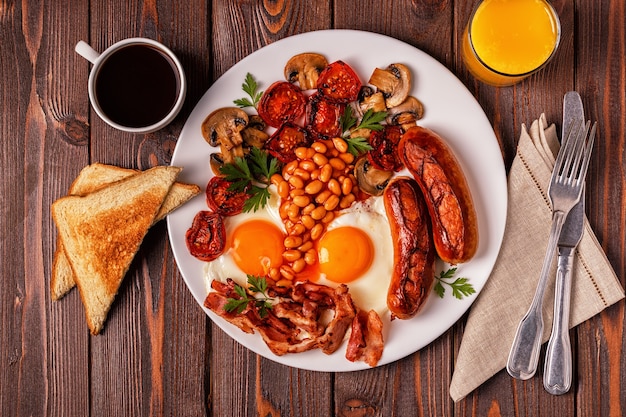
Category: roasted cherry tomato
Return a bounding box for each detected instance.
[206,176,249,216]
[316,61,362,104]
[367,125,404,172]
[186,210,226,262]
[257,81,306,128]
[264,122,311,163]
[305,93,345,139]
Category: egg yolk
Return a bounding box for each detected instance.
[317,227,373,283]
[230,220,284,276]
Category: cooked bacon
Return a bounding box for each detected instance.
[346,309,384,367]
[311,284,357,354]
[204,280,255,334]
[203,279,357,358]
[292,282,335,307]
[272,301,323,336]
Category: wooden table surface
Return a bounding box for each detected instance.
[2,0,625,416]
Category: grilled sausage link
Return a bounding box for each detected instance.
[399,126,478,264]
[384,177,436,319]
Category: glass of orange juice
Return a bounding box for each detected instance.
[462,0,561,87]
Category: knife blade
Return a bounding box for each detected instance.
[543,91,585,395]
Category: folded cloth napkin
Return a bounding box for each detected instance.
[449,114,625,402]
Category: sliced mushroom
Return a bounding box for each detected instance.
[284,53,329,90]
[368,63,411,108]
[386,96,424,131]
[209,152,225,175]
[359,91,387,114]
[201,107,249,164]
[354,157,394,196]
[358,85,376,101]
[241,115,270,148]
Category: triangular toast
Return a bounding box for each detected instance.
[51,163,200,300]
[51,165,181,334]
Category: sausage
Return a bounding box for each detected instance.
[384,177,436,319]
[398,125,478,264]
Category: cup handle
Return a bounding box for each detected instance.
[75,41,100,64]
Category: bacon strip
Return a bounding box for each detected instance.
[346,309,384,367]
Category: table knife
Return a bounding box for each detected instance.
[543,91,585,395]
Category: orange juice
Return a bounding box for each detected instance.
[462,0,560,86]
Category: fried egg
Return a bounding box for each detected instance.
[313,197,393,316]
[204,185,285,288]
[204,186,394,316]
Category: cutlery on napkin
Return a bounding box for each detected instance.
[542,91,586,394]
[449,113,624,402]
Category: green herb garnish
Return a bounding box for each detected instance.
[219,147,280,213]
[344,136,373,156]
[433,267,476,300]
[339,105,359,134]
[224,275,274,318]
[233,73,263,109]
[339,107,386,156]
[354,108,387,131]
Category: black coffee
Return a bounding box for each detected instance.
[95,44,180,128]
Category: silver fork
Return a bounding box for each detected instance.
[506,119,596,380]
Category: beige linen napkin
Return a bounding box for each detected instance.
[449,114,624,402]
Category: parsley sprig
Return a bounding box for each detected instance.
[344,136,372,157]
[233,73,263,109]
[219,147,280,212]
[224,275,274,318]
[339,107,387,156]
[434,267,476,300]
[354,108,388,131]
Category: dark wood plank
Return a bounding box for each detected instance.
[0,1,92,416]
[45,0,93,408]
[0,2,46,414]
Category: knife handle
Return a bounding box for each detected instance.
[543,249,574,395]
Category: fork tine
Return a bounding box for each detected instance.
[562,121,590,186]
[576,121,596,186]
[553,119,584,180]
[570,121,591,176]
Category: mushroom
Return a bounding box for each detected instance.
[284,53,329,90]
[386,96,424,131]
[368,63,411,108]
[241,115,269,148]
[201,107,249,164]
[354,157,394,196]
[209,152,225,175]
[358,86,387,114]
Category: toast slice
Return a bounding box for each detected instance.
[51,163,200,301]
[52,166,181,334]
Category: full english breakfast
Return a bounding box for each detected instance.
[186,53,478,366]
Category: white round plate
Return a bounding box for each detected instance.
[167,29,507,372]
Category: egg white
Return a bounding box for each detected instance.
[315,196,393,316]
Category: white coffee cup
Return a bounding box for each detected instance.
[75,38,186,134]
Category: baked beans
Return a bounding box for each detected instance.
[273,138,359,283]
